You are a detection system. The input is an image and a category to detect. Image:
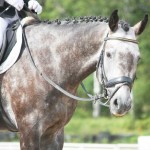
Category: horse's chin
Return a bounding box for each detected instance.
[111,111,127,117]
[109,103,129,117]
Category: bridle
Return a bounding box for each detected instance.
[96,33,138,105]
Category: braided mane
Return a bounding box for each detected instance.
[43,16,108,25]
[42,16,130,32]
[25,15,130,32]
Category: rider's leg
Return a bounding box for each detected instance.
[0,17,8,49]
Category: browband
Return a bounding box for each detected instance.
[104,36,138,44]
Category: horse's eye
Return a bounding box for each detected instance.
[106,52,111,58]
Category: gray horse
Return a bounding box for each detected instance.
[0,10,148,149]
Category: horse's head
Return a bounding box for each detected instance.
[97,10,148,116]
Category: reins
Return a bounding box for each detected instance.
[0,5,11,16]
[15,9,138,108]
[15,9,110,107]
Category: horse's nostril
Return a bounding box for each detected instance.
[114,99,118,107]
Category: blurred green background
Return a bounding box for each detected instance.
[1,0,150,144]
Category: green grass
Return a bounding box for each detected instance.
[64,115,150,143]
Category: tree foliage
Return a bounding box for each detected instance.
[38,0,150,119]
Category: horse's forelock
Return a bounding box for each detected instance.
[119,20,130,32]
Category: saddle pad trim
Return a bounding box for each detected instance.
[0,25,22,74]
[0,33,6,61]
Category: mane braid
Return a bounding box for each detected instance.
[42,16,109,25]
[41,16,130,32]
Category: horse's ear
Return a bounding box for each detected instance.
[109,10,119,32]
[133,14,148,35]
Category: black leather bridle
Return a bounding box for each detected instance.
[96,33,138,104]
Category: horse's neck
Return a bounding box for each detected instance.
[59,22,108,84]
[26,22,108,87]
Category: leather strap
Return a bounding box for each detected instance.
[105,76,133,88]
[104,36,138,44]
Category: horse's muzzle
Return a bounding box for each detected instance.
[109,85,132,116]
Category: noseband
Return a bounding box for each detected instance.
[96,33,138,104]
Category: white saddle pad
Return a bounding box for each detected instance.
[0,25,22,74]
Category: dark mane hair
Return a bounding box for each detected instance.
[119,20,130,32]
[28,16,130,32]
[42,16,109,25]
